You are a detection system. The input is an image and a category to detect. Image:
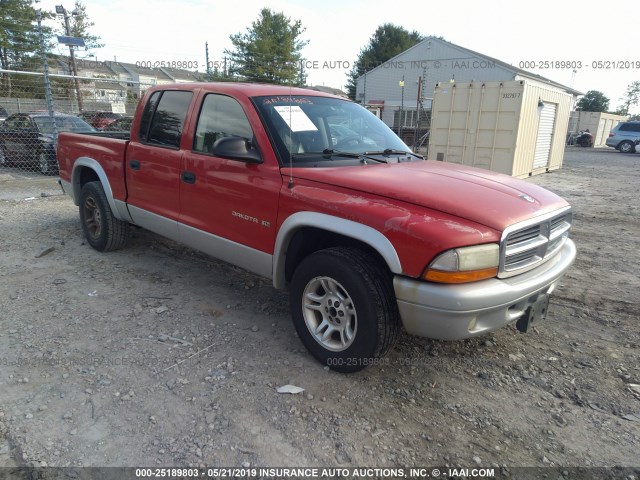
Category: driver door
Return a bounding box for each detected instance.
[179,92,282,271]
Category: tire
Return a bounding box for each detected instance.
[619,141,635,154]
[290,247,400,373]
[0,145,9,167]
[38,149,58,176]
[79,181,129,252]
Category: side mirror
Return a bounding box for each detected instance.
[212,136,262,164]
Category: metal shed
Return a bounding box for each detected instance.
[428,80,573,178]
[568,111,628,147]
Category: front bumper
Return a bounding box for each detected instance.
[394,239,577,340]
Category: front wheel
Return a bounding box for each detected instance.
[290,247,400,373]
[79,181,129,251]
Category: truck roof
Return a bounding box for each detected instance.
[144,82,346,100]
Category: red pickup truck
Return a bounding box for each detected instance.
[57,82,576,372]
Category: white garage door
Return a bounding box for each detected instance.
[533,102,557,169]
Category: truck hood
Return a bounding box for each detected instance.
[286,160,569,232]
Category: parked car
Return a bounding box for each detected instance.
[0,106,9,123]
[606,121,640,153]
[78,111,123,130]
[0,112,95,175]
[102,116,133,132]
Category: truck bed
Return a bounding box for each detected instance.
[57,131,130,203]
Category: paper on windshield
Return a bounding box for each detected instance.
[274,106,318,132]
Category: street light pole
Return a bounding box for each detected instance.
[58,5,83,112]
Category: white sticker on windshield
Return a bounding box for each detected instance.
[274,105,318,132]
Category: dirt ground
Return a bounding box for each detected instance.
[0,148,639,474]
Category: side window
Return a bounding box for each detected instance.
[4,115,27,129]
[2,116,19,129]
[193,94,253,154]
[145,90,193,148]
[618,123,640,132]
[139,91,161,141]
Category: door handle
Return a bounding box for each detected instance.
[181,171,196,184]
[129,160,140,170]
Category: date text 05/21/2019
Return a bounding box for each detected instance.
[518,60,640,70]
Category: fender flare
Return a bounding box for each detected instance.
[272,211,403,289]
[70,157,130,222]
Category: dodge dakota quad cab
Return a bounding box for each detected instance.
[57,83,577,372]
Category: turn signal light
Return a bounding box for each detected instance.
[423,267,499,284]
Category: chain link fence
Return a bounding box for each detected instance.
[356,69,432,156]
[0,68,158,176]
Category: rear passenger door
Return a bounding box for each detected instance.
[126,90,194,237]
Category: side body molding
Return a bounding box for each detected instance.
[70,157,133,222]
[272,211,403,289]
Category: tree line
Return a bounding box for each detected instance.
[0,0,101,98]
[2,1,637,114]
[577,85,640,120]
[1,1,423,100]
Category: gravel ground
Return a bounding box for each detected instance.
[0,148,639,474]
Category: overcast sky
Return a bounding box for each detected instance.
[39,0,638,113]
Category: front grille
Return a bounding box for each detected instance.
[499,208,572,277]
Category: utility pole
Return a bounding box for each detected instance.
[57,5,83,112]
[413,76,422,149]
[205,42,211,81]
[36,10,57,140]
[362,70,367,106]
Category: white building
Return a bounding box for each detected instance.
[355,37,581,143]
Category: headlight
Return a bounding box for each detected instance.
[423,244,499,284]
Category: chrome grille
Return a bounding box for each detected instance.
[499,208,572,278]
[506,225,541,245]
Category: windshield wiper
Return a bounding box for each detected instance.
[322,148,387,164]
[364,148,423,159]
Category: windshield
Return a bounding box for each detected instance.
[34,116,95,134]
[253,95,412,166]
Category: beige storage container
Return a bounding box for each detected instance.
[428,80,573,177]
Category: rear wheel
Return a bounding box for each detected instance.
[79,181,129,251]
[619,140,634,154]
[290,247,400,373]
[38,150,58,175]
